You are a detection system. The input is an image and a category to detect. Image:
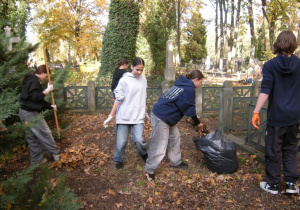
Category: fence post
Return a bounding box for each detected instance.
[252,80,261,97]
[195,85,203,116]
[218,81,233,133]
[88,81,96,111]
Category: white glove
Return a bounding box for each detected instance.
[51,105,57,111]
[103,115,113,128]
[44,83,53,94]
[145,113,151,122]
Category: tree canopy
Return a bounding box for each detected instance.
[31,0,107,62]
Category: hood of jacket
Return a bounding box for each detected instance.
[22,73,39,86]
[272,54,298,75]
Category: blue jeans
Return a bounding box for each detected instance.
[114,123,147,164]
[145,113,182,174]
[19,108,60,164]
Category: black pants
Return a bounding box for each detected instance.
[265,124,299,185]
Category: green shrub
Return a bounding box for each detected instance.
[0,165,81,209]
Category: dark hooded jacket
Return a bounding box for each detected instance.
[152,75,200,126]
[261,54,300,126]
[18,73,52,112]
[111,68,127,92]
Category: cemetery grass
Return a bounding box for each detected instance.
[1,112,300,209]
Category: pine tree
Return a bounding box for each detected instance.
[98,0,141,76]
[0,30,39,151]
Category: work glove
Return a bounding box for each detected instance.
[145,113,151,122]
[51,105,57,111]
[252,111,260,129]
[44,83,53,94]
[103,115,113,128]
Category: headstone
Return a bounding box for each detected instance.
[205,56,210,70]
[164,40,175,81]
[4,26,20,51]
[162,40,175,93]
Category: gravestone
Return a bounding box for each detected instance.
[205,56,210,70]
[4,26,20,72]
[4,26,20,51]
[162,40,175,93]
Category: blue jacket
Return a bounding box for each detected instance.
[152,75,197,125]
[261,54,300,126]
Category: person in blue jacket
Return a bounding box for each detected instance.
[252,30,300,195]
[145,70,204,180]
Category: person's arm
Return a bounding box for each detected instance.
[103,102,120,127]
[109,102,120,116]
[252,93,269,129]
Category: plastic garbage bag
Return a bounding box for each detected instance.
[193,130,238,174]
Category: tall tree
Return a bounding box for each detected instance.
[182,12,207,63]
[140,0,176,73]
[99,0,141,75]
[0,0,30,37]
[31,0,106,62]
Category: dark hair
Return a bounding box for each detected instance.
[116,58,129,68]
[34,65,48,75]
[132,57,145,67]
[186,70,204,80]
[272,31,297,56]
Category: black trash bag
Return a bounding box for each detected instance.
[193,130,238,174]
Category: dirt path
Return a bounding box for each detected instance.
[1,113,300,209]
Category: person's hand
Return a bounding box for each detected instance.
[103,115,113,128]
[44,83,53,94]
[252,111,260,129]
[145,113,151,122]
[197,123,204,132]
[51,105,57,111]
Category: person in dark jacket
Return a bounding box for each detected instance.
[145,70,204,180]
[252,30,300,195]
[111,58,129,99]
[18,65,60,164]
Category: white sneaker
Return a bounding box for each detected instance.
[286,182,299,194]
[53,154,59,161]
[260,181,278,194]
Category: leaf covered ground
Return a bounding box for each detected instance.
[1,113,300,209]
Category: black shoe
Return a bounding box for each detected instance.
[286,182,299,194]
[116,163,123,170]
[171,162,189,169]
[142,154,148,162]
[146,173,155,181]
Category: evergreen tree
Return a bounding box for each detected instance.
[140,0,176,73]
[182,13,207,63]
[0,0,30,37]
[98,0,141,76]
[0,29,39,151]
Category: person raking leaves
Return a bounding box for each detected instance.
[18,65,60,164]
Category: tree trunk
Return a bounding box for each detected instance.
[232,0,241,71]
[248,0,255,58]
[215,0,219,58]
[219,0,224,59]
[177,0,181,64]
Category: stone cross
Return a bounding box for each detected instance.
[4,26,20,51]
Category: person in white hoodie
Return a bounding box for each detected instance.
[103,57,148,170]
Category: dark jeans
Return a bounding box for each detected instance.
[265,124,299,185]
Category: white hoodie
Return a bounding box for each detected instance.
[114,72,147,124]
